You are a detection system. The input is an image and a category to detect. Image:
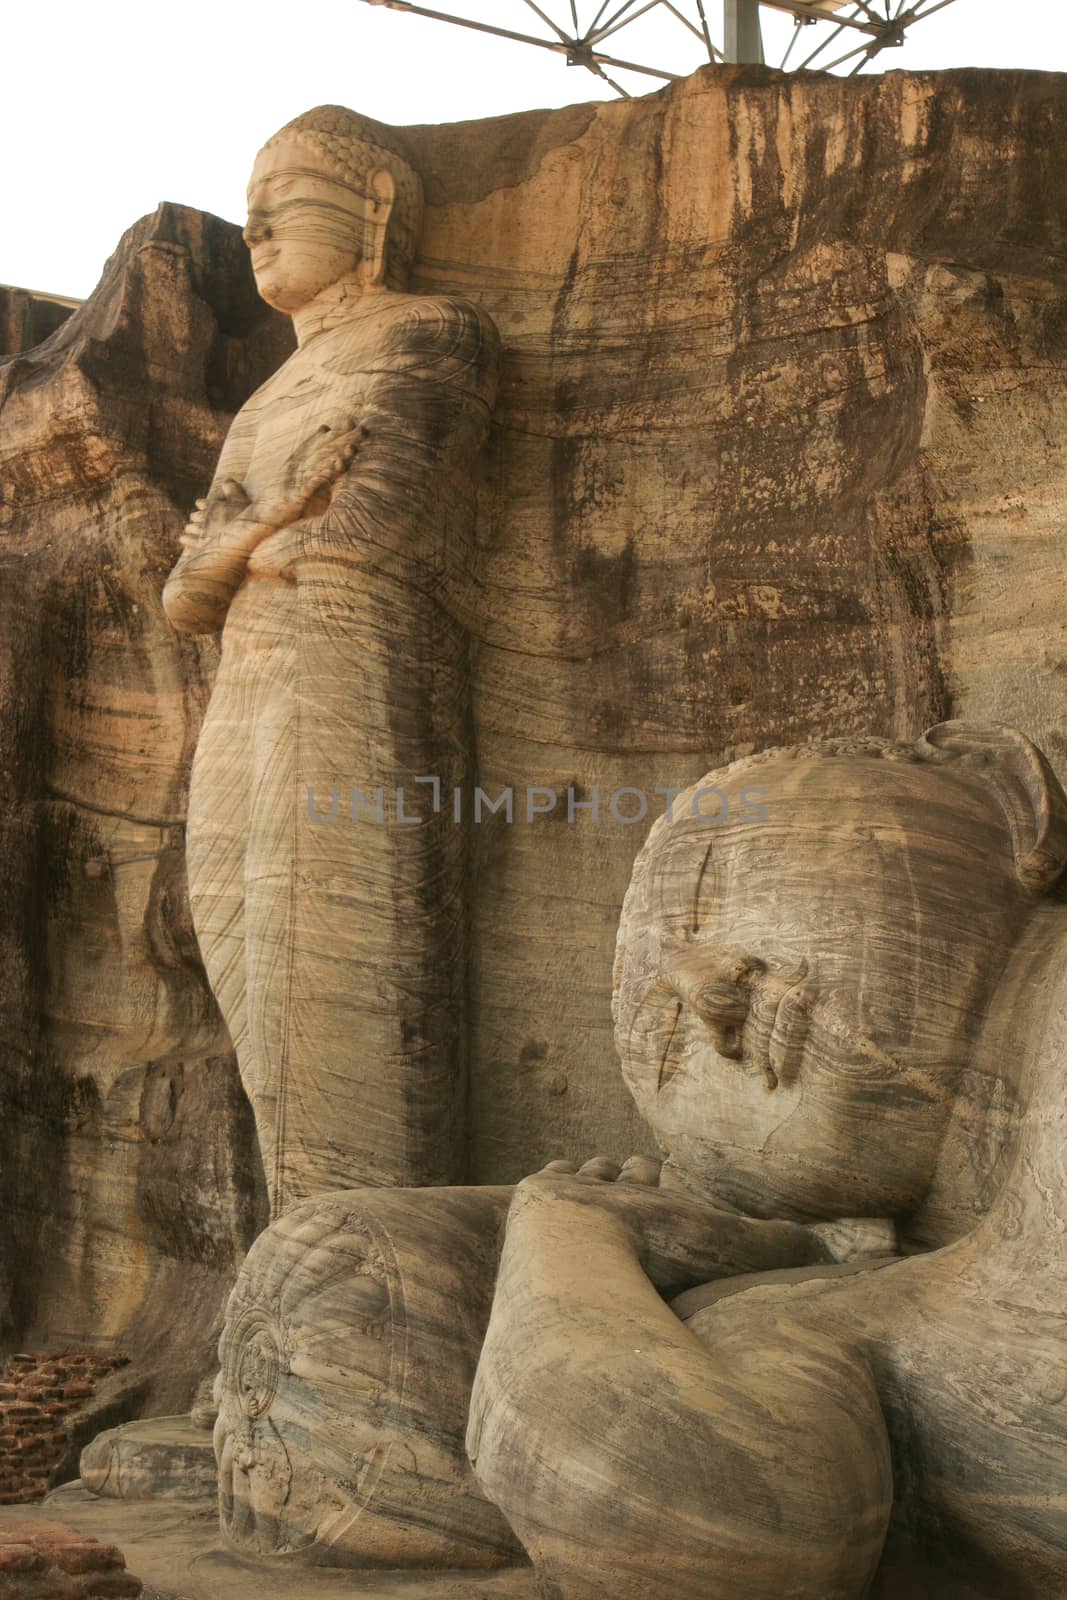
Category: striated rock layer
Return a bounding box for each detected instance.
[0,287,79,362]
[400,63,1067,1179]
[0,206,291,1388]
[1,66,1066,1369]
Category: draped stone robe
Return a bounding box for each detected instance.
[166,291,499,1214]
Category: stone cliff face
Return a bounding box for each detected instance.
[1,67,1065,1368]
[0,287,80,362]
[0,206,291,1390]
[401,64,1067,1180]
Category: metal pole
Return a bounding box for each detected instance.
[723,0,764,62]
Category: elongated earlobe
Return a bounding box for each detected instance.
[915,721,1067,893]
[363,167,397,288]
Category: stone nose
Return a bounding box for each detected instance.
[690,977,751,1060]
[243,211,273,246]
[660,942,762,1061]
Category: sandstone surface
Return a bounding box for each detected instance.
[216,722,1067,1595]
[2,65,1066,1392]
[5,1484,538,1600]
[78,1419,216,1505]
[0,288,79,363]
[0,205,291,1383]
[403,63,1067,1180]
[163,108,502,1217]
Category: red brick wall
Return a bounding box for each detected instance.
[0,1518,141,1597]
[0,1357,127,1506]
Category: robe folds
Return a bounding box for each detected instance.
[173,293,500,1212]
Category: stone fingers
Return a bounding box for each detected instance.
[617,1155,662,1186]
[578,1157,622,1181]
[296,421,363,494]
[536,1155,661,1185]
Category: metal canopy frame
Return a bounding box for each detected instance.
[358,0,959,93]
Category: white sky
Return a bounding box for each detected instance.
[3,0,1064,300]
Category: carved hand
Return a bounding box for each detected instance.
[250,417,367,537]
[179,477,251,551]
[470,1156,894,1600]
[165,419,367,628]
[512,1157,831,1297]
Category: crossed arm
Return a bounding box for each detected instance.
[162,298,499,635]
[161,418,364,634]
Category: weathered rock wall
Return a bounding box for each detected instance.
[0,207,291,1385]
[402,65,1067,1178]
[0,287,80,362]
[2,66,1065,1362]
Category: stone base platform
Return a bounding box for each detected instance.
[0,1486,537,1600]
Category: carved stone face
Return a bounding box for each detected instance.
[615,752,1030,1222]
[244,134,368,313]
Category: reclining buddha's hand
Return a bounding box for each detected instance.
[509,1156,834,1298]
[470,1157,896,1600]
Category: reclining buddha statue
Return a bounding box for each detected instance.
[213,719,1067,1598]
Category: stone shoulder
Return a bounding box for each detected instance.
[379,291,501,394]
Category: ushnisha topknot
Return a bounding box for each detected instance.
[259,105,424,288]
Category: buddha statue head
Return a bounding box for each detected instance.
[244,105,424,312]
[614,722,1067,1226]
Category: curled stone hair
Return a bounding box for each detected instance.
[625,721,1067,910]
[260,104,424,287]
